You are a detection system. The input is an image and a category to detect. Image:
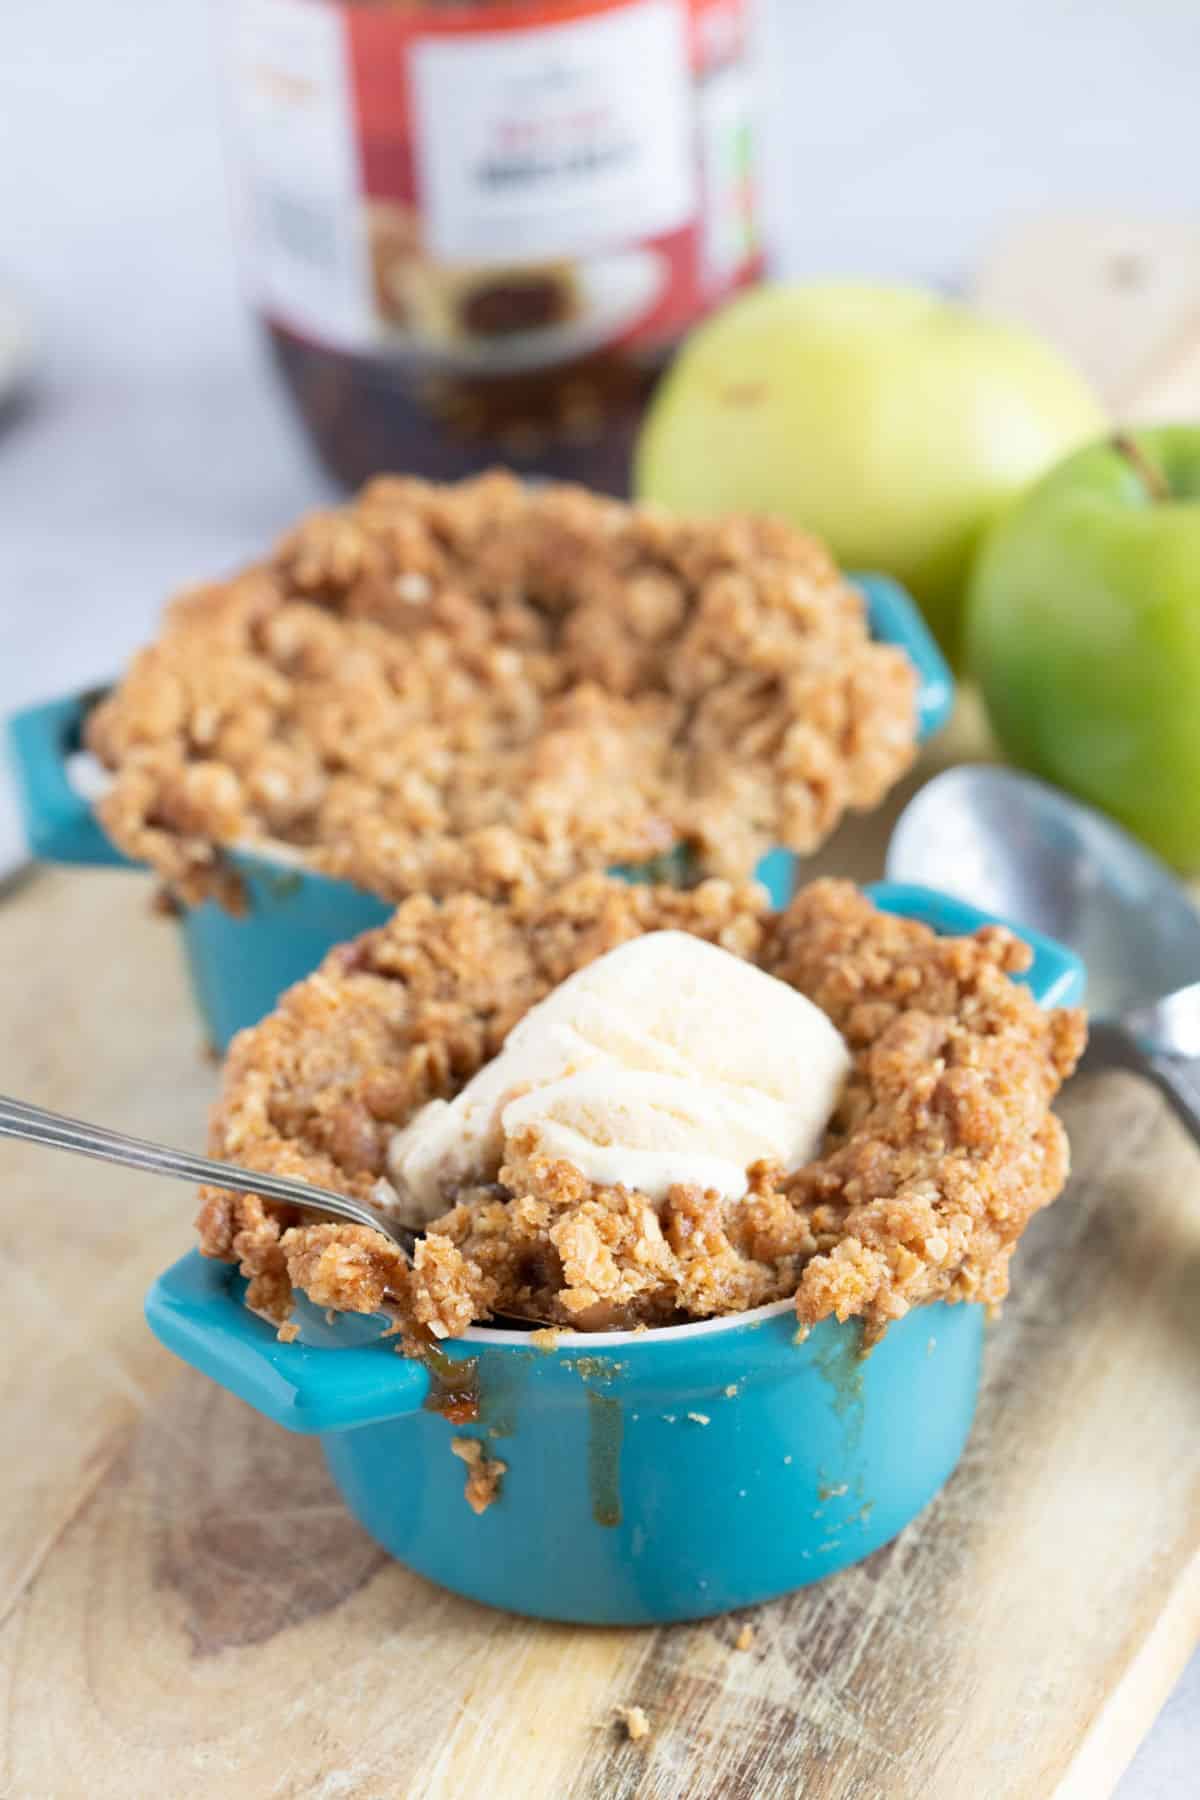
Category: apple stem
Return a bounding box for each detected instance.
[1112,432,1171,503]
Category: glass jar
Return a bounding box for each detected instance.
[222,0,763,492]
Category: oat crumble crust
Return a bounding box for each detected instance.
[86,472,918,906]
[196,876,1086,1349]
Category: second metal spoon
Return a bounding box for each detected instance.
[886,766,1200,1145]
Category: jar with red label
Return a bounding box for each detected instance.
[222,0,763,492]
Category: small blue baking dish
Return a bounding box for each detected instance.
[8,576,952,1052]
[144,883,1082,1626]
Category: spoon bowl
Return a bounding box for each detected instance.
[886,765,1200,1021]
[887,765,1200,1146]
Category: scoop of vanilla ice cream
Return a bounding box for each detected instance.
[387,931,851,1222]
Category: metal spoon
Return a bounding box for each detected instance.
[0,1093,419,1256]
[1,1095,559,1332]
[886,765,1200,1143]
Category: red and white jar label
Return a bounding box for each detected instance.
[223,0,761,363]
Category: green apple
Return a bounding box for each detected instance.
[636,281,1106,661]
[967,426,1200,868]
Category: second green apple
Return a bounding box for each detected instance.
[968,426,1200,870]
[636,281,1105,661]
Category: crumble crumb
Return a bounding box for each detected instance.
[734,1624,755,1652]
[87,472,919,908]
[276,1320,300,1344]
[616,1705,651,1743]
[724,1384,739,1397]
[450,1436,508,1515]
[687,1412,711,1425]
[529,1327,563,1351]
[197,876,1086,1350]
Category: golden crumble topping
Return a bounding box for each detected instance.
[196,877,1085,1349]
[87,472,918,906]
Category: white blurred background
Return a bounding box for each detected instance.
[0,7,1196,1780]
[3,0,1196,735]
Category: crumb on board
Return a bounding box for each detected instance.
[724,1384,738,1397]
[686,1411,711,1425]
[450,1436,508,1515]
[616,1705,651,1743]
[529,1327,563,1351]
[276,1320,300,1344]
[734,1624,755,1652]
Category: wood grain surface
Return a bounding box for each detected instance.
[3,824,1200,1800]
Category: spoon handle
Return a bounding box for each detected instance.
[0,1093,416,1256]
[1135,1050,1200,1151]
[1083,1027,1200,1151]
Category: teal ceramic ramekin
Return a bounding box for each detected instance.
[6,577,952,1053]
[144,884,1083,1626]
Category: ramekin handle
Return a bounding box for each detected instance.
[854,573,955,743]
[868,881,1087,1010]
[145,1251,432,1434]
[6,691,130,867]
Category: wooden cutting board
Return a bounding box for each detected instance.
[3,830,1200,1800]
